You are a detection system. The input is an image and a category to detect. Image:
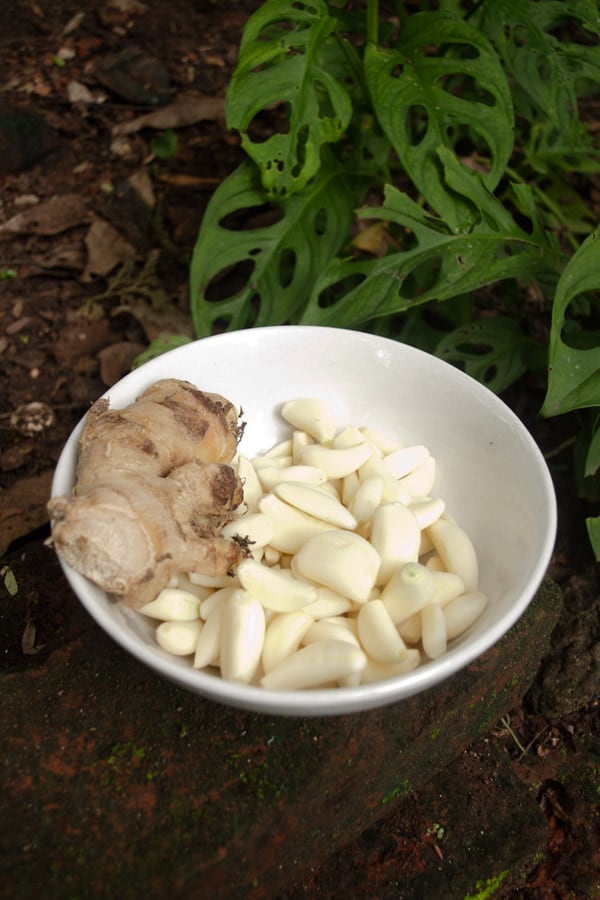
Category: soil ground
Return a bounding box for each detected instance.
[1,2,598,897]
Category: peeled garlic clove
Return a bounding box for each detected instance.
[258,493,331,554]
[429,570,465,607]
[274,481,358,530]
[188,570,239,589]
[383,445,430,479]
[219,590,265,683]
[408,497,446,529]
[156,619,202,656]
[425,555,446,572]
[397,612,422,644]
[399,455,436,497]
[260,640,367,691]
[236,455,264,513]
[193,601,225,669]
[341,470,360,506]
[357,599,408,664]
[320,615,359,636]
[381,562,436,623]
[370,502,421,585]
[359,426,403,455]
[332,425,366,449]
[257,464,327,491]
[200,586,236,620]
[358,452,392,484]
[264,438,293,458]
[300,585,353,619]
[172,573,213,599]
[262,611,314,673]
[348,476,384,524]
[252,455,292,470]
[221,512,274,548]
[428,518,479,592]
[281,398,337,444]
[302,619,360,648]
[293,529,381,603]
[421,603,447,659]
[292,430,313,464]
[418,529,434,556]
[139,588,202,621]
[301,441,372,480]
[444,591,488,640]
[237,558,318,612]
[359,648,421,683]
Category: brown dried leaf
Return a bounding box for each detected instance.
[98,340,147,386]
[99,0,148,26]
[112,92,224,137]
[82,218,136,282]
[30,242,86,271]
[0,194,90,240]
[22,619,44,655]
[113,295,194,342]
[0,470,54,556]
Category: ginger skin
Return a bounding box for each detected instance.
[48,379,247,609]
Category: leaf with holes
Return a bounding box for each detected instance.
[364,11,513,229]
[475,0,600,156]
[225,0,352,199]
[541,228,600,417]
[300,149,559,328]
[189,157,364,337]
[434,316,537,393]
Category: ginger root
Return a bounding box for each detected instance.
[48,379,247,609]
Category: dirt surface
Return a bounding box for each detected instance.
[1,2,599,897]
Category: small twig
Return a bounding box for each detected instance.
[500,715,527,755]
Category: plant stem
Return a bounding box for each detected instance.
[366,0,379,46]
[500,716,526,755]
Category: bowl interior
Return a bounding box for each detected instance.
[51,326,557,715]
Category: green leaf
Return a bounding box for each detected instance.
[574,411,600,504]
[541,228,600,417]
[585,516,600,561]
[435,316,535,393]
[584,412,600,479]
[300,150,558,328]
[364,12,514,228]
[189,157,364,337]
[150,130,178,160]
[2,565,18,597]
[476,0,600,151]
[132,334,192,368]
[226,0,352,198]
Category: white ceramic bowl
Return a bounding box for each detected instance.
[51,326,556,716]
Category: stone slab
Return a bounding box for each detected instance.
[0,544,562,900]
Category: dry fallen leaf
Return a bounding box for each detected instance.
[29,242,86,272]
[81,218,136,281]
[0,471,54,556]
[98,340,147,386]
[99,0,148,26]
[113,295,194,342]
[128,169,155,209]
[67,80,98,105]
[22,619,44,656]
[112,92,225,137]
[0,194,90,240]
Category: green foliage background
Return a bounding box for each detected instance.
[174,0,600,554]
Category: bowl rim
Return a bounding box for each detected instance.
[51,326,558,716]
